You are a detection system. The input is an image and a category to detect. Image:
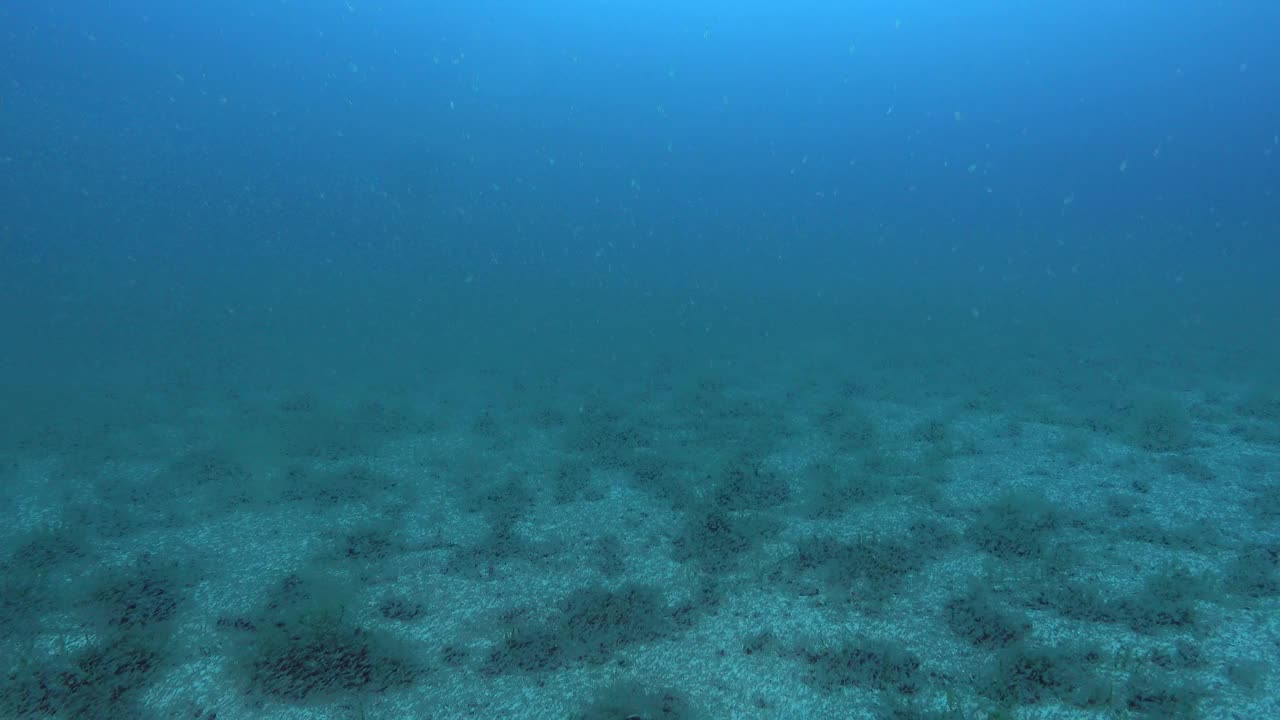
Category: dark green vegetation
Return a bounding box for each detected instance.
[0,537,191,719]
[1221,544,1280,598]
[794,637,925,696]
[966,489,1065,562]
[1124,392,1197,453]
[3,627,172,720]
[570,680,704,720]
[943,580,1032,650]
[221,572,423,704]
[670,504,780,572]
[483,583,692,675]
[782,532,937,612]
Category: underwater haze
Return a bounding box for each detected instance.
[2,1,1279,719]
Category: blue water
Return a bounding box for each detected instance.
[2,2,1278,718]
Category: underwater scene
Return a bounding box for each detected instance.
[1,1,1278,718]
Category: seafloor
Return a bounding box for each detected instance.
[2,289,1276,719]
